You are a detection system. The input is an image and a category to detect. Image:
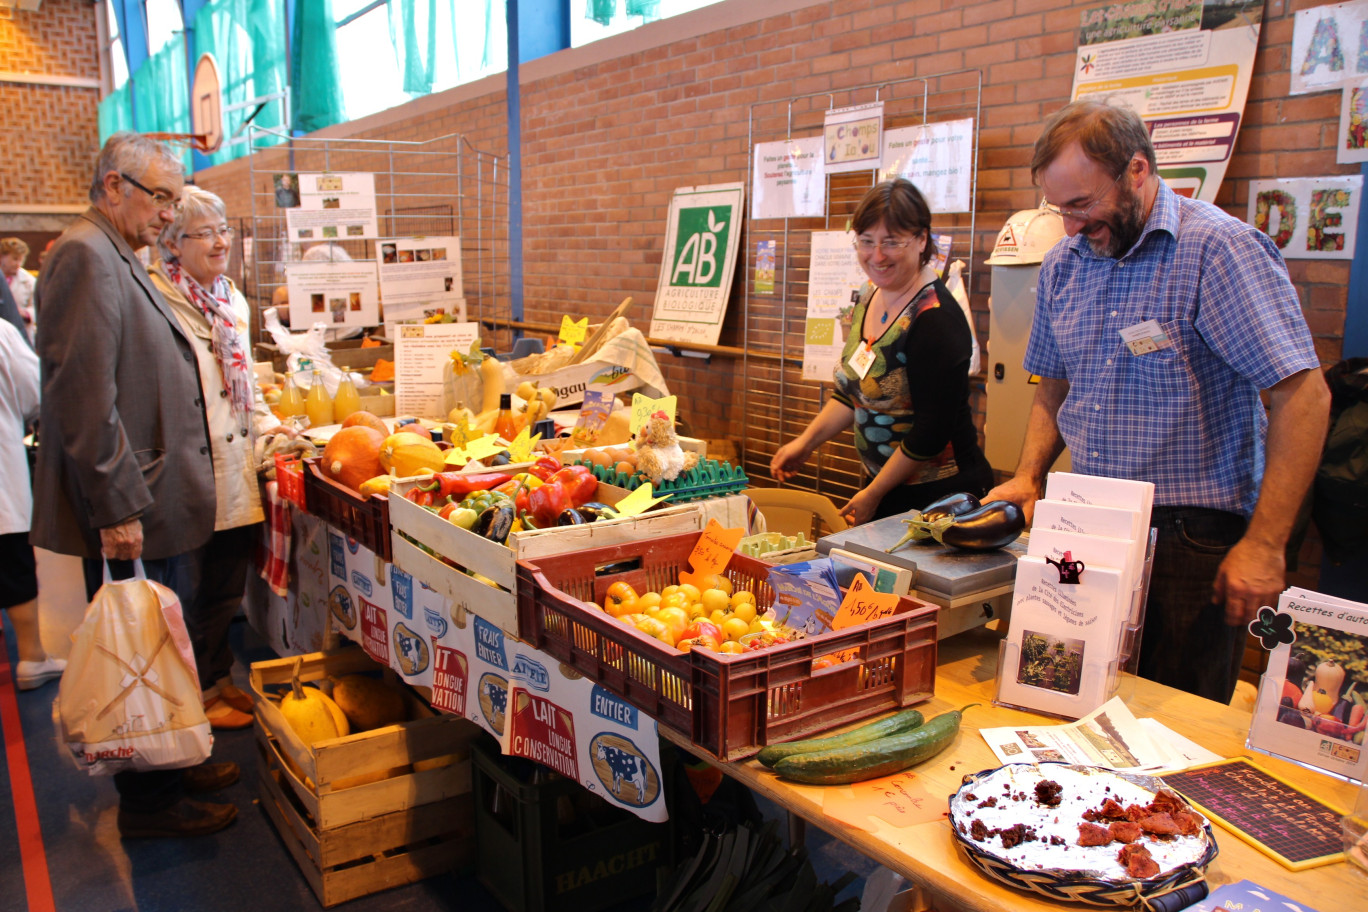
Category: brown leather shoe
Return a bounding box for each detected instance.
[217,681,255,715]
[182,761,240,793]
[118,798,238,838]
[204,696,253,730]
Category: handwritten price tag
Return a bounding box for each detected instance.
[443,434,506,467]
[559,316,589,346]
[679,518,744,588]
[821,772,946,831]
[834,573,902,629]
[611,483,666,517]
[630,392,678,437]
[507,426,541,463]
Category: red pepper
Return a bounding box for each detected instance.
[551,465,598,507]
[437,500,460,520]
[528,455,563,481]
[495,478,533,516]
[529,480,569,527]
[419,471,513,500]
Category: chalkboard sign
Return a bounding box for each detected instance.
[1160,757,1347,871]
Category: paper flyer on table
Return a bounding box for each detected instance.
[378,235,465,323]
[979,696,1187,772]
[283,171,379,241]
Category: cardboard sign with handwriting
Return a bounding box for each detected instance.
[559,316,589,346]
[821,772,947,831]
[679,518,744,588]
[630,392,678,437]
[612,483,666,518]
[834,573,902,629]
[507,426,540,463]
[444,434,506,467]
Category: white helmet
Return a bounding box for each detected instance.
[985,206,1066,265]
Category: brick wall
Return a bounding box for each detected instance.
[195,0,1352,556]
[0,0,101,212]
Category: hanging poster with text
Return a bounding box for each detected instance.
[880,118,975,213]
[1339,77,1368,163]
[284,171,379,241]
[751,137,826,219]
[649,182,745,347]
[286,258,380,328]
[803,231,866,381]
[1248,175,1363,260]
[1071,0,1263,203]
[393,321,481,418]
[1290,0,1368,96]
[824,101,884,174]
[378,235,466,324]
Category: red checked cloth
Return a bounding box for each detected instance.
[258,480,292,596]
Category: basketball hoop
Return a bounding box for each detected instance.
[190,53,225,154]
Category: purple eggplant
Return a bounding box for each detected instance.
[938,500,1024,551]
[918,492,981,523]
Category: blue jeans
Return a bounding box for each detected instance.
[1136,506,1248,704]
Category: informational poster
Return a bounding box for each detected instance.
[880,118,975,213]
[282,171,379,241]
[754,239,775,294]
[648,182,745,346]
[393,321,480,418]
[750,136,826,219]
[824,101,884,174]
[1290,0,1368,95]
[378,235,466,323]
[1339,78,1368,163]
[1071,0,1264,202]
[286,258,379,328]
[1248,175,1363,260]
[803,231,866,381]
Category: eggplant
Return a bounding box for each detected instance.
[918,492,980,523]
[938,500,1024,551]
[473,503,515,543]
[556,508,588,526]
[576,502,620,522]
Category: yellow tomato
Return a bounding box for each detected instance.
[748,618,768,634]
[604,582,639,618]
[721,617,750,642]
[677,582,701,603]
[729,590,757,607]
[660,592,689,610]
[661,585,681,599]
[687,601,708,619]
[636,591,663,611]
[709,609,729,626]
[655,607,690,640]
[700,588,731,616]
[730,601,757,624]
[633,617,670,643]
[717,640,745,654]
[699,573,733,596]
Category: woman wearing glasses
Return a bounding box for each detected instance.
[150,187,278,729]
[771,179,991,525]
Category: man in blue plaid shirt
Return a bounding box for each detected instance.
[987,101,1331,703]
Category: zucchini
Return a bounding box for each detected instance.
[771,704,977,785]
[755,709,925,768]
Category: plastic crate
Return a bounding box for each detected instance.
[472,736,670,912]
[572,457,750,504]
[274,451,307,510]
[516,531,939,761]
[303,457,391,561]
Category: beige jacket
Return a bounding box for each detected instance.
[151,262,273,531]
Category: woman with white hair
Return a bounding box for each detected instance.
[1,237,36,339]
[149,186,279,730]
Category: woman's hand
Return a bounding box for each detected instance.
[770,440,812,483]
[839,488,881,526]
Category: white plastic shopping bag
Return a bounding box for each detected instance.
[57,565,212,775]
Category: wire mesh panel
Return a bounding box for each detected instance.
[243,128,509,343]
[742,72,982,506]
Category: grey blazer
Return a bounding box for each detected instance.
[30,208,216,560]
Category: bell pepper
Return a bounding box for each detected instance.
[551,465,598,507]
[529,480,569,527]
[495,478,533,517]
[528,455,563,481]
[418,471,513,501]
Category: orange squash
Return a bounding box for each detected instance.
[321,426,385,491]
[341,410,389,437]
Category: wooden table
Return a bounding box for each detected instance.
[663,625,1367,911]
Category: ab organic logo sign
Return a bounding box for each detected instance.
[670,205,731,288]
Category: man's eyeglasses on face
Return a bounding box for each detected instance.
[120,172,179,210]
[1047,169,1128,221]
[182,226,236,242]
[853,238,914,253]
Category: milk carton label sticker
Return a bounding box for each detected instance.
[430,642,469,714]
[391,566,414,619]
[329,532,347,580]
[360,596,389,664]
[508,691,579,780]
[591,684,639,729]
[473,616,508,670]
[512,653,550,692]
[350,569,373,598]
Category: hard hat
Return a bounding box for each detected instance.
[985,206,1066,265]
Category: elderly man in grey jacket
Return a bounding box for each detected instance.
[32,132,237,839]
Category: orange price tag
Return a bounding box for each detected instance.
[821,772,947,831]
[679,518,744,588]
[833,573,902,630]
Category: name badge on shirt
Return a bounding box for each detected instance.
[1119,319,1173,356]
[848,342,876,379]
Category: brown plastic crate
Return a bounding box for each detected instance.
[303,457,391,561]
[516,531,938,761]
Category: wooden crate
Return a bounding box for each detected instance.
[388,476,705,634]
[251,648,479,906]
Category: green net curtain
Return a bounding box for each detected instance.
[292,0,347,133]
[98,82,134,143]
[193,0,288,166]
[130,35,194,172]
[390,0,438,95]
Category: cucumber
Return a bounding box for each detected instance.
[756,709,925,768]
[771,705,977,785]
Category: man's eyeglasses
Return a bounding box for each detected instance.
[120,172,179,210]
[852,238,915,253]
[1047,169,1128,221]
[182,226,236,242]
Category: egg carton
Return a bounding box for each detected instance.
[573,457,750,503]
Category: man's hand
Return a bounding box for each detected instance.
[100,518,143,561]
[982,475,1044,526]
[1212,536,1285,627]
[839,488,881,527]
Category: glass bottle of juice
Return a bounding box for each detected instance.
[305,369,334,428]
[332,373,361,422]
[494,393,519,440]
[277,371,305,419]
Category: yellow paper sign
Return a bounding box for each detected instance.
[507,426,541,463]
[611,483,665,517]
[834,573,902,630]
[630,393,678,438]
[445,418,480,449]
[559,316,589,346]
[820,772,947,831]
[444,434,506,467]
[679,518,744,588]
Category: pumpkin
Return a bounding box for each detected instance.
[380,431,446,477]
[279,660,350,746]
[321,426,385,491]
[332,674,409,732]
[341,410,389,437]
